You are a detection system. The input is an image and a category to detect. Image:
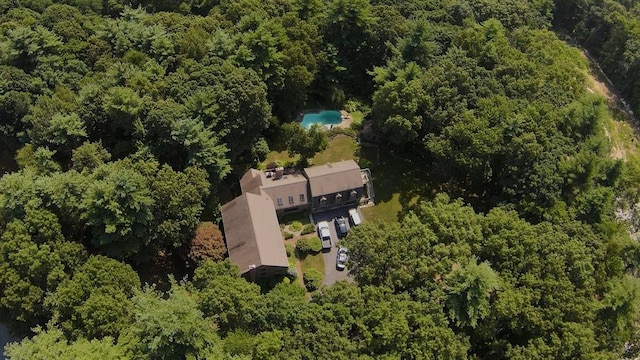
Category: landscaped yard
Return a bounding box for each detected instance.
[311,135,357,165]
[280,213,324,291]
[263,135,357,169]
[299,251,324,275]
[263,149,300,168]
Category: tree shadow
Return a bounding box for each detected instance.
[357,142,442,221]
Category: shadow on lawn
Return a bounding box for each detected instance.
[357,143,443,222]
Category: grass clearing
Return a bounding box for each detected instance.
[310,135,358,166]
[263,149,299,167]
[299,252,324,275]
[350,111,364,126]
[262,135,357,169]
[358,143,425,224]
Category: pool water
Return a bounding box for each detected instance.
[300,110,342,129]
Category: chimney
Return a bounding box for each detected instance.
[275,167,284,179]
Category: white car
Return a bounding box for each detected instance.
[348,208,362,226]
[336,247,348,270]
[317,221,332,250]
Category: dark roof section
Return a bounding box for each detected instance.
[221,192,289,274]
[304,160,363,197]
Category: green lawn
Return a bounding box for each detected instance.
[350,111,364,126]
[263,149,299,167]
[299,252,324,275]
[358,143,425,224]
[310,135,358,165]
[263,135,358,169]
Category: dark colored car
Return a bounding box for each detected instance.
[335,216,348,238]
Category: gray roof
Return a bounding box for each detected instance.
[221,192,289,274]
[304,160,363,197]
[239,169,263,195]
[239,169,310,209]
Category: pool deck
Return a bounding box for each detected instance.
[338,110,353,129]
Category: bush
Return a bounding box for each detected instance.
[296,237,322,254]
[303,269,323,291]
[285,243,294,257]
[287,266,298,280]
[289,221,302,232]
[283,231,294,240]
[301,223,315,235]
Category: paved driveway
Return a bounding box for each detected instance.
[312,209,354,286]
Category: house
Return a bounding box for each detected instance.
[220,192,289,281]
[304,160,364,212]
[221,159,372,282]
[240,167,310,215]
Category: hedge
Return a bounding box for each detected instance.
[296,236,322,254]
[301,223,315,235]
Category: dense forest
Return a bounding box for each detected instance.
[1,0,640,358]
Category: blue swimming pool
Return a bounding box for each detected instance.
[300,110,342,129]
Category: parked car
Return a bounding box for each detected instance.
[336,247,348,270]
[335,216,348,238]
[317,221,332,250]
[348,208,362,226]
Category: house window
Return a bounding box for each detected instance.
[320,196,327,206]
[335,193,343,202]
[277,197,283,206]
[288,195,294,204]
[350,190,358,198]
[300,193,305,202]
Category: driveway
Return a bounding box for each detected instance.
[312,209,355,286]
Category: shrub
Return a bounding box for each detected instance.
[296,237,322,254]
[287,266,298,280]
[301,223,315,235]
[285,243,294,258]
[289,221,302,232]
[283,231,294,240]
[303,269,323,291]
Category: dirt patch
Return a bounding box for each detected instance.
[582,50,640,161]
[585,70,614,103]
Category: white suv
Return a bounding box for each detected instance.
[317,221,332,250]
[348,208,362,226]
